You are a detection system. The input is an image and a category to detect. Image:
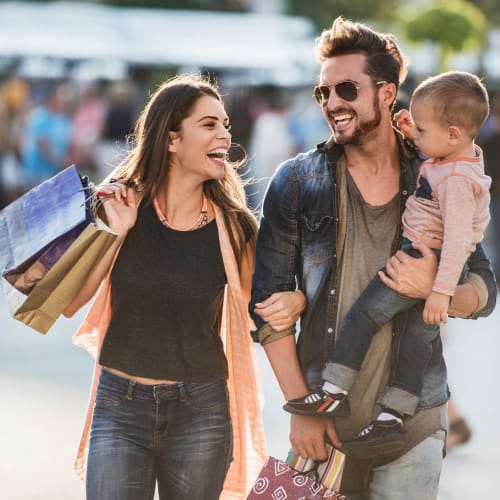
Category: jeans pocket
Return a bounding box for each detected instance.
[95,379,127,406]
[184,380,229,412]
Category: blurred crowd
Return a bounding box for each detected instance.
[0,74,330,210]
[0,75,140,207]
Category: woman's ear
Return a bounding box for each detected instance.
[168,132,179,153]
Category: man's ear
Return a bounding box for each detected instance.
[168,132,180,153]
[382,82,398,110]
[447,125,462,145]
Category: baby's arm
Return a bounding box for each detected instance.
[393,108,415,141]
[423,291,451,324]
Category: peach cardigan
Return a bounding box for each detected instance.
[72,203,266,498]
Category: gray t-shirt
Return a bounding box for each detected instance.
[334,163,446,463]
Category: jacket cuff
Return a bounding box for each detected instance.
[255,323,295,345]
[465,272,488,318]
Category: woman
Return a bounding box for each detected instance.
[64,74,267,499]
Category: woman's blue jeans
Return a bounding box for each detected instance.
[86,369,233,500]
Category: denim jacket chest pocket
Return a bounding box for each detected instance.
[301,212,336,264]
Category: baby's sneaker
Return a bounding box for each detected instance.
[283,389,350,417]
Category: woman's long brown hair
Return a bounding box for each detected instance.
[112,74,257,270]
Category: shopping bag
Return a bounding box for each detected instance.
[286,442,346,492]
[3,219,116,333]
[0,164,117,334]
[247,456,345,499]
[0,164,94,294]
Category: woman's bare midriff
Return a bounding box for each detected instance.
[104,366,179,385]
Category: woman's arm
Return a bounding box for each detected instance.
[63,183,138,317]
[240,239,255,307]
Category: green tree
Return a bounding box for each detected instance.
[469,0,500,26]
[402,0,487,72]
[286,0,400,31]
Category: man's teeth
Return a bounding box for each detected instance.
[334,114,351,125]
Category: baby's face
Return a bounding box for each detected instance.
[409,99,452,160]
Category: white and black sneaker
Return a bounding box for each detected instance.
[283,389,350,417]
[341,419,405,459]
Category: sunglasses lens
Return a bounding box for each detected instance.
[314,86,328,104]
[336,81,358,102]
[314,82,359,104]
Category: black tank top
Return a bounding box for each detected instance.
[99,202,228,381]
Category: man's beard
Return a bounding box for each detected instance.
[332,93,382,145]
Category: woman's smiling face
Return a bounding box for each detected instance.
[168,94,232,182]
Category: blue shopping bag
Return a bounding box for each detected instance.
[0,165,94,294]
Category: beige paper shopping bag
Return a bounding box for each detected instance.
[3,221,116,334]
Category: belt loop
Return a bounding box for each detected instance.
[126,380,136,400]
[178,382,187,402]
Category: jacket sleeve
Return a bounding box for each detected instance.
[249,160,300,340]
[466,242,497,319]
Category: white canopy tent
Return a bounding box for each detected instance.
[0,2,319,85]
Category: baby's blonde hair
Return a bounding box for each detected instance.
[412,71,489,138]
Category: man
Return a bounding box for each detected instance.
[250,17,496,499]
[21,82,72,188]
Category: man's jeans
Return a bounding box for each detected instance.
[346,430,445,500]
[86,369,233,500]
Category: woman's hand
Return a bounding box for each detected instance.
[378,242,437,299]
[253,291,306,331]
[96,180,138,238]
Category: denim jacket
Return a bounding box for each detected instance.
[250,134,497,409]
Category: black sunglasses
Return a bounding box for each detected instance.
[313,80,387,105]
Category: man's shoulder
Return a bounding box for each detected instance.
[279,140,340,176]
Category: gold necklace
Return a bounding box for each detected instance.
[154,194,208,231]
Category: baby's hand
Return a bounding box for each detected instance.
[393,109,415,141]
[423,291,451,324]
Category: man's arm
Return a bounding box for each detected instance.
[250,162,340,459]
[379,241,496,318]
[263,335,341,459]
[250,162,300,334]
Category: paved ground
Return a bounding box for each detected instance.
[0,291,498,499]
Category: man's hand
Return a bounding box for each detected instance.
[254,291,306,331]
[290,414,341,460]
[423,291,451,324]
[379,242,437,299]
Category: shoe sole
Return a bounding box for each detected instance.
[341,437,405,460]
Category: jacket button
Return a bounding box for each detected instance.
[327,327,333,333]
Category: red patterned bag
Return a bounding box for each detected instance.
[286,442,346,492]
[247,456,345,499]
